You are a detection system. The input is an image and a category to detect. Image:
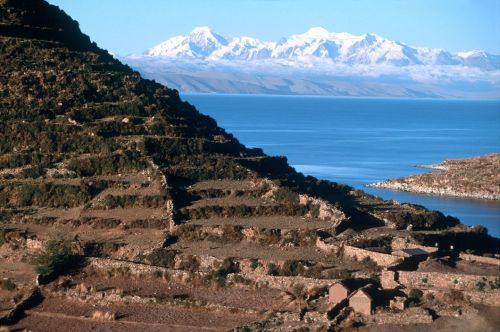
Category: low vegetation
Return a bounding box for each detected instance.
[32,237,82,279]
[0,278,16,291]
[146,248,176,268]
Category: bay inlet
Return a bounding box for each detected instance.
[183,94,500,236]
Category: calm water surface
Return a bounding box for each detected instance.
[182,94,500,236]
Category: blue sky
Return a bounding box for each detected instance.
[48,0,500,55]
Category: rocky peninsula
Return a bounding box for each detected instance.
[369,154,500,200]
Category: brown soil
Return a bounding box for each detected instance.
[14,297,257,332]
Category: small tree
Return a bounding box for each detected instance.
[33,237,80,279]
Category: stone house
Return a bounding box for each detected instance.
[328,281,352,304]
[349,285,378,315]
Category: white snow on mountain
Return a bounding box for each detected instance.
[146,26,228,58]
[142,26,499,70]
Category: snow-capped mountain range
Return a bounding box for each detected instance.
[143,26,499,70]
[122,27,500,98]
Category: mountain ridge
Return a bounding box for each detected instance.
[142,26,500,70]
[122,26,500,98]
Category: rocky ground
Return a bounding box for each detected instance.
[369,154,500,200]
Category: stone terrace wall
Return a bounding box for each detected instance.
[0,287,43,325]
[88,257,337,292]
[459,253,500,266]
[391,237,438,253]
[343,245,402,267]
[458,289,500,306]
[371,307,433,325]
[316,238,403,267]
[316,238,337,252]
[238,273,337,291]
[398,271,498,291]
[87,257,189,279]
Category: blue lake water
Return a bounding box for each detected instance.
[182,94,500,236]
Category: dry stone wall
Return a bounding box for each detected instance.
[459,253,500,266]
[316,238,403,267]
[343,245,402,267]
[299,194,347,225]
[398,271,498,291]
[391,237,438,253]
[239,273,337,291]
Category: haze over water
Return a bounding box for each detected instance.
[183,94,500,236]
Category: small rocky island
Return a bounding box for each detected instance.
[369,154,500,200]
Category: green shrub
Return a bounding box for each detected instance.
[211,258,239,286]
[178,255,200,272]
[0,228,6,245]
[267,263,280,276]
[476,278,487,291]
[361,256,379,271]
[0,278,16,291]
[147,248,176,268]
[215,258,239,277]
[326,269,352,279]
[250,259,260,270]
[21,165,47,178]
[489,278,500,290]
[232,274,251,285]
[281,260,305,277]
[32,237,81,278]
[408,288,423,302]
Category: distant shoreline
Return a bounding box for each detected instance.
[179,92,500,102]
[369,154,500,201]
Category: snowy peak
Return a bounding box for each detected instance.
[146,26,228,58]
[302,26,331,38]
[188,26,228,48]
[143,27,499,70]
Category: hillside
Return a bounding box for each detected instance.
[0,1,499,331]
[370,154,500,200]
